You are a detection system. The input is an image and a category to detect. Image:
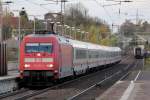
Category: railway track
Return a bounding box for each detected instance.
[68,60,140,100]
[0,88,29,100]
[1,56,134,100]
[0,65,115,100]
[1,64,120,100]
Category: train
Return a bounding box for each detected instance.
[134,45,144,59]
[19,31,122,86]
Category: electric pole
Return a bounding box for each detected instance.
[0,0,2,42]
[136,9,139,25]
[60,0,67,35]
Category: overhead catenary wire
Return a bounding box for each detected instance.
[93,0,115,32]
[24,0,53,11]
[94,0,114,22]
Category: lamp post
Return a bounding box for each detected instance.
[13,9,21,44]
[81,31,85,40]
[56,22,60,33]
[74,28,77,39]
[57,0,68,36]
[76,28,80,40]
[64,24,68,35]
[57,24,62,35]
[33,16,36,33]
[69,26,72,38]
[29,15,36,33]
[66,26,70,37]
[45,21,48,30]
[29,15,41,33]
[71,27,75,39]
[85,32,89,41]
[13,7,24,67]
[45,18,52,30]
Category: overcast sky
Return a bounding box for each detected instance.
[2,0,150,31]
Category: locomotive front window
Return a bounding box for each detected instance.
[25,43,39,53]
[39,43,52,53]
[25,43,52,53]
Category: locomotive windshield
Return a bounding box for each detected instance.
[135,48,141,55]
[25,43,52,53]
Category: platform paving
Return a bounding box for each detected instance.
[0,70,19,94]
[0,68,19,81]
[96,71,150,100]
[0,61,19,80]
[128,81,150,100]
[96,81,130,100]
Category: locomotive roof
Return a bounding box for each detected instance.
[25,34,121,52]
[26,34,55,38]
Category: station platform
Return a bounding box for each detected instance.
[0,71,19,94]
[96,71,150,100]
[0,60,19,81]
[0,62,19,94]
[1,61,19,81]
[0,71,19,81]
[0,74,18,81]
[6,61,19,79]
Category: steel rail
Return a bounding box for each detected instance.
[67,60,137,100]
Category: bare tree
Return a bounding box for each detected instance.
[120,20,136,37]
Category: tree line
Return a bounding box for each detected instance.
[65,3,116,46]
[120,19,150,37]
[2,4,119,46]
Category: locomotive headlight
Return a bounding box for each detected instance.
[47,64,54,68]
[54,70,58,73]
[20,71,23,73]
[37,53,41,57]
[24,64,30,68]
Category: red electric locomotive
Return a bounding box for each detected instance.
[19,31,73,86]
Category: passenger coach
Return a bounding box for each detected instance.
[134,46,144,59]
[19,31,121,85]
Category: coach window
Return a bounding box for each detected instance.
[106,51,109,58]
[102,51,105,58]
[103,51,105,59]
[88,50,92,59]
[91,51,96,58]
[102,51,105,59]
[95,51,99,58]
[99,51,101,58]
[91,51,95,58]
[76,49,87,59]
